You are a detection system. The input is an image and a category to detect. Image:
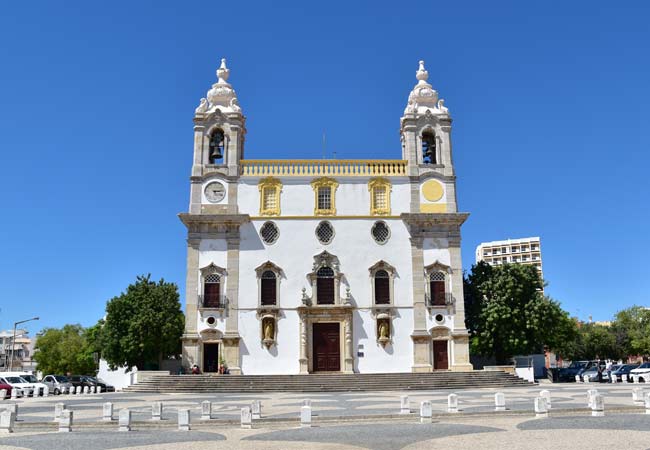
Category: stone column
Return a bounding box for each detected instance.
[449,237,472,371]
[224,234,241,374]
[182,238,201,369]
[410,236,432,372]
[299,311,308,374]
[191,125,204,177]
[227,125,241,177]
[343,312,354,373]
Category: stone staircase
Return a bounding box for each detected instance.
[125,371,534,393]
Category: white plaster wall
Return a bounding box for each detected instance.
[355,309,413,372]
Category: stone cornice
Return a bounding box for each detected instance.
[400,212,469,228]
[178,213,250,235]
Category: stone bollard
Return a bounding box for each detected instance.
[494,392,506,412]
[103,402,114,421]
[97,386,102,393]
[400,395,410,414]
[591,394,604,417]
[152,402,163,421]
[91,386,96,394]
[54,403,65,421]
[611,375,617,384]
[534,397,548,418]
[420,401,432,423]
[43,386,49,397]
[447,394,458,413]
[302,399,312,408]
[3,404,17,422]
[575,375,581,383]
[540,390,552,409]
[10,389,17,400]
[0,389,6,400]
[76,386,82,395]
[178,408,190,431]
[201,401,211,420]
[251,400,262,420]
[0,410,14,433]
[622,374,628,383]
[241,407,252,429]
[632,375,639,384]
[59,409,73,432]
[632,388,644,405]
[300,405,312,428]
[83,386,90,395]
[587,389,598,408]
[118,409,131,432]
[645,392,650,415]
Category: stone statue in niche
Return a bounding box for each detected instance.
[378,319,390,346]
[262,318,275,348]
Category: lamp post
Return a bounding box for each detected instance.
[8,317,39,371]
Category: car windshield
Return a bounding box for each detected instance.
[624,364,639,370]
[6,377,27,383]
[20,375,37,382]
[638,363,650,369]
[54,376,70,382]
[85,376,98,382]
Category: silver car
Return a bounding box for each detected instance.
[41,375,73,395]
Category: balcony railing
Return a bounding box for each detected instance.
[240,159,407,177]
[426,292,454,307]
[198,294,227,309]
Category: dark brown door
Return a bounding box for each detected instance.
[203,343,219,373]
[312,323,340,372]
[433,340,448,370]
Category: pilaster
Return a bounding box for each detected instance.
[410,236,432,372]
[184,239,200,334]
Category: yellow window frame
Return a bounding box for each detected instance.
[258,177,282,216]
[311,177,339,216]
[368,177,392,216]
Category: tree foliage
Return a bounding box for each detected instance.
[464,261,577,363]
[612,306,650,357]
[102,274,184,370]
[565,322,623,361]
[33,324,98,375]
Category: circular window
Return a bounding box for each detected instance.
[371,221,391,244]
[434,314,444,324]
[260,221,279,244]
[315,221,335,245]
[206,316,216,326]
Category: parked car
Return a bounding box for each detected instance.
[41,375,73,395]
[579,361,607,382]
[558,360,590,382]
[630,362,650,382]
[0,376,34,397]
[611,363,640,382]
[4,372,48,395]
[0,382,14,398]
[84,376,115,392]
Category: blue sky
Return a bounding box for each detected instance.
[1,0,648,337]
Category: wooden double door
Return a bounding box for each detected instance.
[433,340,449,370]
[312,322,341,372]
[203,343,219,373]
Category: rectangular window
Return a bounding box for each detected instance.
[204,283,220,308]
[263,188,276,211]
[261,278,277,306]
[374,277,390,305]
[318,186,332,210]
[373,187,387,210]
[431,281,446,306]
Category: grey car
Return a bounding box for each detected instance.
[42,375,73,395]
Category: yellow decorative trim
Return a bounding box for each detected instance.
[258,177,282,216]
[250,215,401,220]
[241,159,407,177]
[422,180,444,202]
[368,177,392,216]
[310,177,339,216]
[420,203,447,213]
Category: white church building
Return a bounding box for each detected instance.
[180,59,473,374]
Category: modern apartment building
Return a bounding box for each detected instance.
[475,237,543,279]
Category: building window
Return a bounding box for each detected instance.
[316,221,335,245]
[422,131,437,164]
[371,221,390,244]
[311,178,338,215]
[429,271,446,306]
[208,129,225,164]
[204,273,221,308]
[374,270,390,305]
[316,266,335,305]
[368,178,391,215]
[258,177,282,216]
[260,221,280,245]
[260,270,277,306]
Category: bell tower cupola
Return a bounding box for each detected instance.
[192,58,246,178]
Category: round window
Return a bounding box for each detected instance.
[315,221,335,245]
[260,221,280,245]
[371,221,390,244]
[206,316,216,326]
[434,314,444,324]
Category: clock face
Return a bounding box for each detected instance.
[204,182,226,203]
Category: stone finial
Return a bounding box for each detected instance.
[416,60,429,84]
[217,58,230,84]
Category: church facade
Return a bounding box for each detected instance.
[180,59,472,374]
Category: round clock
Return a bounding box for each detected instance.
[204,182,226,203]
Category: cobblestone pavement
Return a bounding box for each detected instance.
[1,383,649,449]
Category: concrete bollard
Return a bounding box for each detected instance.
[645,392,650,415]
[632,388,644,405]
[540,390,552,409]
[632,375,639,384]
[300,405,312,428]
[0,410,15,433]
[43,386,49,397]
[302,399,312,408]
[103,402,114,421]
[241,407,252,429]
[118,409,131,432]
[91,386,96,394]
[591,394,604,417]
[495,392,506,412]
[400,395,410,414]
[83,386,90,395]
[0,389,6,399]
[3,404,17,423]
[10,389,17,400]
[97,386,102,393]
[587,389,598,408]
[622,374,628,383]
[59,409,73,432]
[178,408,190,431]
[76,386,82,395]
[575,375,581,383]
[611,374,618,384]
[534,397,548,418]
[54,403,65,421]
[420,401,432,423]
[201,401,211,420]
[447,394,458,413]
[152,402,163,421]
[251,400,262,420]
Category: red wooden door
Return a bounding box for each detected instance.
[433,340,449,370]
[313,323,340,372]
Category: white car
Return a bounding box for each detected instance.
[630,362,650,382]
[0,376,34,397]
[12,373,48,396]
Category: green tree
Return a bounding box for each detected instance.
[33,324,97,375]
[568,322,622,361]
[612,306,650,357]
[464,261,577,363]
[102,274,184,370]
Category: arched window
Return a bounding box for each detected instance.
[429,271,446,306]
[316,266,335,305]
[260,270,277,306]
[374,270,390,305]
[422,132,436,164]
[204,273,221,308]
[208,129,225,164]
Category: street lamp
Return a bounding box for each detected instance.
[8,317,39,372]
